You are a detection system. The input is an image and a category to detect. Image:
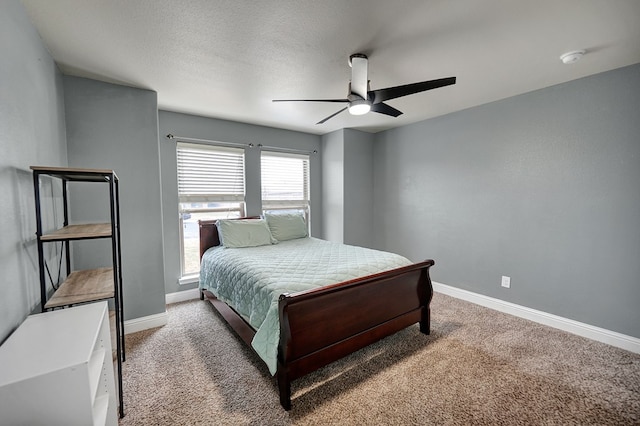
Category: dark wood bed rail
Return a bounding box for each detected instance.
[198,218,435,410]
[276,259,434,409]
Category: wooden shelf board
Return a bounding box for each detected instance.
[41,223,112,241]
[30,166,117,182]
[45,268,114,309]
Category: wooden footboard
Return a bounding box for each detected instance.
[198,219,434,410]
[276,260,434,409]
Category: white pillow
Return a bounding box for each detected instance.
[216,219,276,248]
[264,212,308,241]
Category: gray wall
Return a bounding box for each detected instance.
[373,63,640,338]
[321,130,345,242]
[158,110,322,294]
[63,77,166,320]
[0,0,67,343]
[343,129,374,248]
[321,129,375,247]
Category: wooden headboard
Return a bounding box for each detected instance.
[198,216,261,260]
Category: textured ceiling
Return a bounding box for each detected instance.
[22,0,640,135]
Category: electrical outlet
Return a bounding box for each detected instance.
[501,275,511,288]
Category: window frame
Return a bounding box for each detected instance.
[260,150,311,228]
[177,202,246,281]
[176,142,246,280]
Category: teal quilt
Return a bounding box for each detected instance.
[199,237,412,374]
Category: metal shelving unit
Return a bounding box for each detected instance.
[31,166,125,418]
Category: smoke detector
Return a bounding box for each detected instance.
[560,50,585,64]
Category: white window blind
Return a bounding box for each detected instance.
[177,142,245,203]
[261,151,309,205]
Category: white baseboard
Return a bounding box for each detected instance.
[124,311,168,335]
[122,289,201,335]
[132,283,640,353]
[165,288,201,305]
[433,282,640,354]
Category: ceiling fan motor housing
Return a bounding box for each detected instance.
[349,53,368,66]
[349,53,369,101]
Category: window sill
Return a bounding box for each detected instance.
[178,274,199,286]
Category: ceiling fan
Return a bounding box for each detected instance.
[273,53,456,124]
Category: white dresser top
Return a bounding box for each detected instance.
[0,302,108,385]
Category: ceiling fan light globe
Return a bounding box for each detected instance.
[348,100,371,115]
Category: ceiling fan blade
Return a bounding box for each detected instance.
[316,107,348,124]
[350,54,368,100]
[370,102,403,117]
[272,98,349,103]
[370,77,456,104]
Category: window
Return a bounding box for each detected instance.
[261,151,310,225]
[177,142,245,277]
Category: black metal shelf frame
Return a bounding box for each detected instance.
[31,166,125,419]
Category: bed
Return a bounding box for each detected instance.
[198,215,435,410]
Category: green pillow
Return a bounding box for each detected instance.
[264,213,308,241]
[216,219,276,248]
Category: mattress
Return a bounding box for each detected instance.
[199,237,412,374]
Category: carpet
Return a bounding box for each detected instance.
[119,293,640,425]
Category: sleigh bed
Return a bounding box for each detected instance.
[198,217,434,410]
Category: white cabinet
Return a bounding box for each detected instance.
[0,302,117,426]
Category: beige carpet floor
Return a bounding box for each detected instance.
[119,293,640,425]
